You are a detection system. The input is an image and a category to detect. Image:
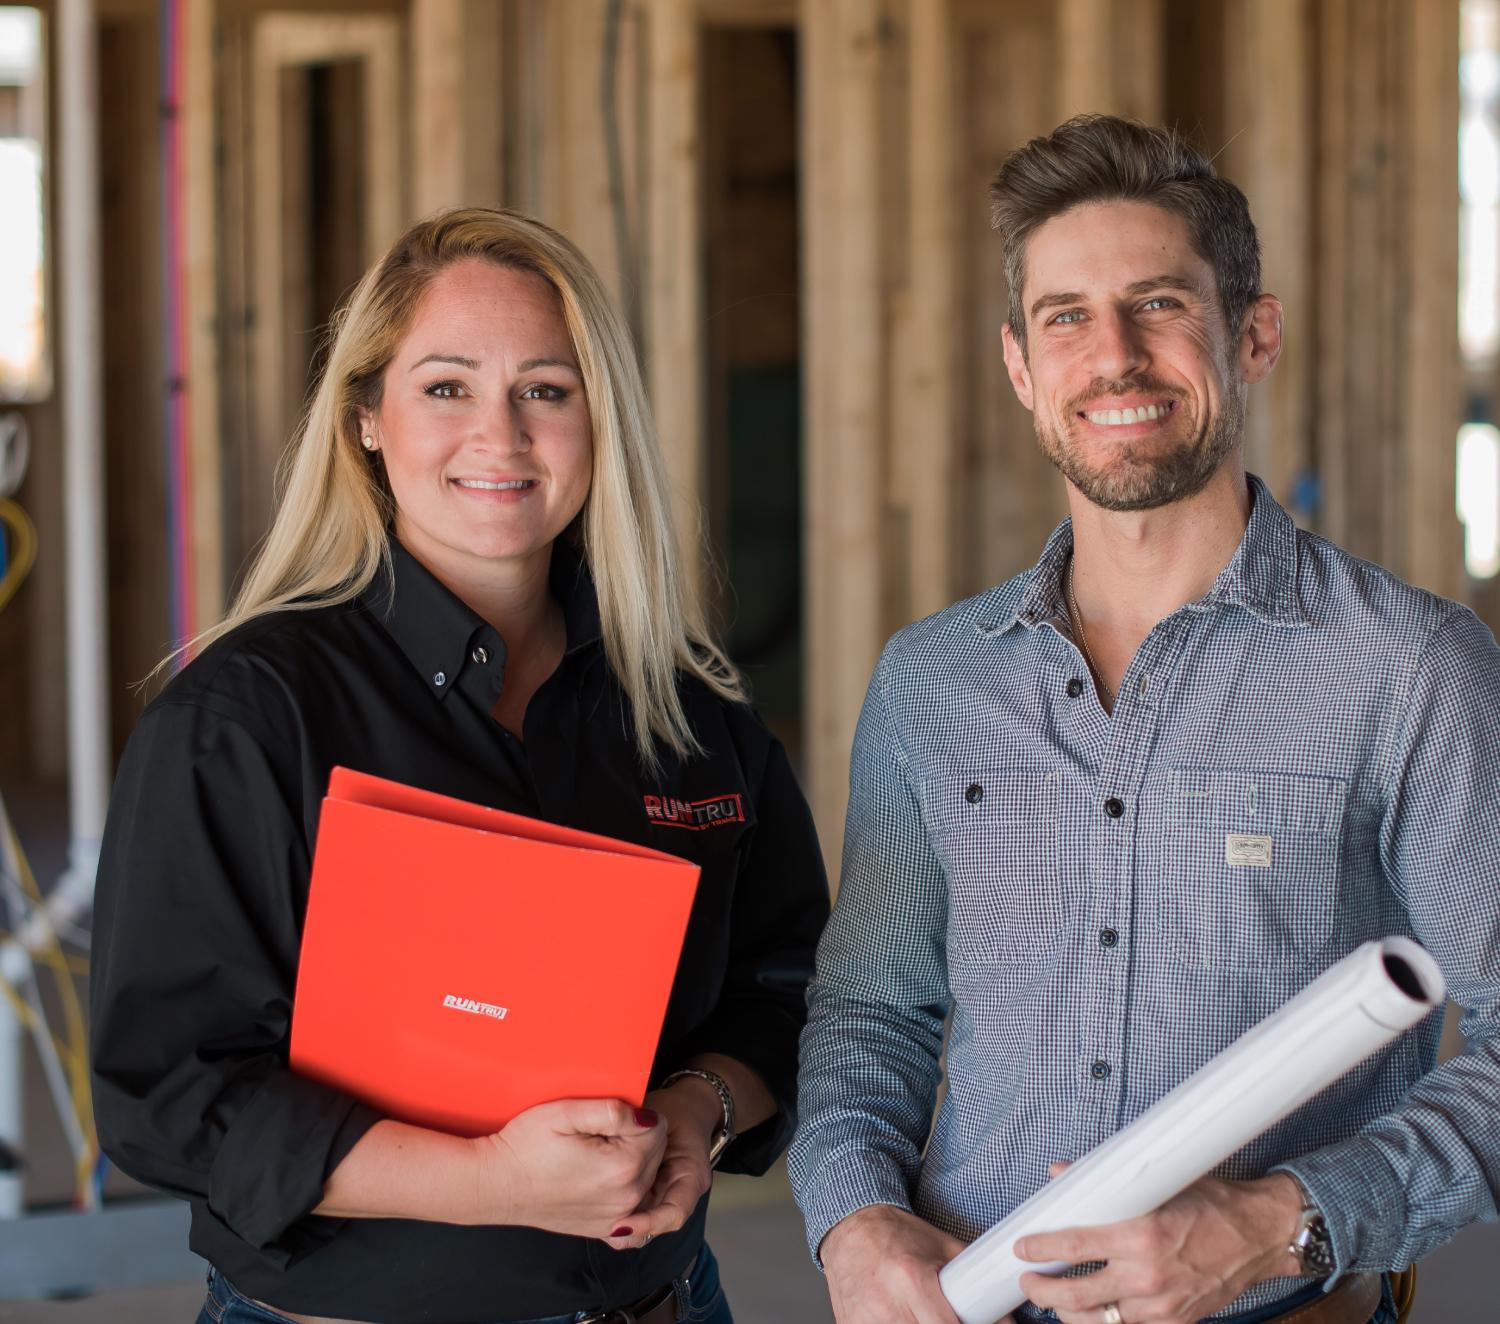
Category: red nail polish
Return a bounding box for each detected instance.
[634,1108,659,1128]
[612,1226,633,1238]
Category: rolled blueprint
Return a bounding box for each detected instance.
[939,937,1445,1324]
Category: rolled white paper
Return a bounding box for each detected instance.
[939,937,1445,1324]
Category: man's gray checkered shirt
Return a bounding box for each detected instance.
[788,478,1500,1321]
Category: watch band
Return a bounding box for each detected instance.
[660,1067,736,1167]
[1289,1203,1335,1276]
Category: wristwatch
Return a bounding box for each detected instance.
[1289,1201,1335,1276]
[660,1067,736,1167]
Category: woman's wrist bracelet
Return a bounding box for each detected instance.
[659,1067,736,1166]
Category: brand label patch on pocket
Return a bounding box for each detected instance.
[1225,834,1273,867]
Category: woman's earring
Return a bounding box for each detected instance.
[362,435,376,451]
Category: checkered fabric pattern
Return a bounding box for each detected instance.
[788,478,1500,1321]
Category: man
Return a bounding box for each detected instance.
[789,115,1500,1324]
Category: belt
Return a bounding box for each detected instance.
[247,1260,695,1324]
[576,1260,695,1324]
[1272,1273,1383,1324]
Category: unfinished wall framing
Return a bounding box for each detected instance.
[7,2,1468,891]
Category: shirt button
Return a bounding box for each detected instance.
[1099,927,1119,949]
[471,646,490,665]
[433,671,446,687]
[1104,796,1125,818]
[965,783,984,805]
[1090,1059,1112,1081]
[1066,677,1084,698]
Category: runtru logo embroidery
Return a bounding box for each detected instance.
[442,994,508,1020]
[643,793,746,831]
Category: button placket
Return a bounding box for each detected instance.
[1085,646,1163,1143]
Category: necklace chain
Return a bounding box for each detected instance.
[1067,555,1114,706]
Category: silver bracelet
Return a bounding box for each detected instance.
[659,1067,736,1167]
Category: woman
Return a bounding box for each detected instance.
[89,208,828,1324]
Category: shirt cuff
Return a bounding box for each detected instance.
[1271,1134,1408,1277]
[208,1073,383,1258]
[670,1002,805,1177]
[797,1150,914,1267]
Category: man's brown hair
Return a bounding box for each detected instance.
[990,114,1261,354]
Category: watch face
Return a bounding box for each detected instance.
[1296,1214,1335,1275]
[707,1128,732,1168]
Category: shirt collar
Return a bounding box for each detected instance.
[361,538,604,701]
[1007,474,1308,634]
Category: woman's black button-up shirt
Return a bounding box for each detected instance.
[89,543,829,1324]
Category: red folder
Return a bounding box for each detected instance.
[289,767,700,1137]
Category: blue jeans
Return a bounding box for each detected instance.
[196,1244,733,1324]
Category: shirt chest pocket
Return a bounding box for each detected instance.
[926,766,1064,967]
[1143,768,1347,972]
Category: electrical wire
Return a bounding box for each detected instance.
[1,813,97,1207]
[0,486,100,1205]
[0,498,37,615]
[6,820,93,1115]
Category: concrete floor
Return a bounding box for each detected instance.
[0,1174,1497,1323]
[1,784,1495,1322]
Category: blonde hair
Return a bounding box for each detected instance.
[181,207,742,766]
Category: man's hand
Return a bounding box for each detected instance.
[821,1204,1008,1324]
[1016,1172,1305,1324]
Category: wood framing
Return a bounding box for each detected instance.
[900,0,960,620]
[1055,0,1163,123]
[1224,0,1313,506]
[410,0,504,215]
[645,0,707,578]
[1400,0,1463,598]
[183,0,225,627]
[1314,0,1353,552]
[1311,0,1463,595]
[955,0,1069,600]
[800,0,888,870]
[246,11,403,535]
[538,0,631,302]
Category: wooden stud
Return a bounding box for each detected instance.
[800,0,887,874]
[644,0,706,578]
[1054,0,1162,123]
[956,0,1068,599]
[182,0,225,627]
[411,0,504,216]
[1113,0,1163,124]
[97,14,166,751]
[1401,0,1463,598]
[1314,0,1352,551]
[697,0,798,23]
[410,0,467,217]
[1055,0,1114,120]
[1223,0,1312,508]
[901,0,958,619]
[539,0,620,294]
[247,11,403,530]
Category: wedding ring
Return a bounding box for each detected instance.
[1102,1304,1124,1324]
[641,1233,654,1246]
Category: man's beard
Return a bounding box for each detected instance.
[1033,376,1244,512]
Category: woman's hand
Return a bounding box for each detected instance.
[476,1098,668,1238]
[602,1078,722,1250]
